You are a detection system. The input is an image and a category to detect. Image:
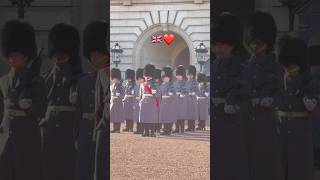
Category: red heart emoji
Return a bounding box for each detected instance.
[163,34,174,45]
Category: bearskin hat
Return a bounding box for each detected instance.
[175,65,186,77]
[48,23,80,58]
[187,65,197,76]
[278,36,309,73]
[161,66,173,80]
[153,69,161,79]
[1,20,37,59]
[143,64,155,77]
[247,11,277,52]
[197,73,206,83]
[111,68,121,80]
[212,12,242,46]
[125,69,135,80]
[83,21,108,60]
[136,68,144,80]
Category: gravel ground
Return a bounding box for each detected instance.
[110,124,210,180]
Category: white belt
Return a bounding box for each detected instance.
[162,96,171,99]
[47,105,75,112]
[135,97,140,100]
[7,109,28,117]
[197,97,208,100]
[125,95,134,98]
[82,112,96,120]
[143,94,153,97]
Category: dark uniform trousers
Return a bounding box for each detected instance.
[0,70,45,180]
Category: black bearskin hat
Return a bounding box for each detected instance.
[197,73,206,83]
[187,65,197,76]
[278,36,308,73]
[111,68,121,80]
[161,66,173,80]
[136,68,144,80]
[1,20,37,59]
[175,65,186,77]
[83,21,108,60]
[247,11,277,52]
[143,64,155,77]
[153,69,161,79]
[48,23,80,58]
[212,12,242,46]
[125,69,135,80]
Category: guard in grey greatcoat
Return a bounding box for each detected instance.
[159,67,176,135]
[139,64,158,137]
[278,36,314,180]
[110,68,124,133]
[172,65,188,133]
[307,36,320,169]
[185,65,198,131]
[153,69,162,133]
[196,73,209,130]
[0,20,45,180]
[244,11,285,180]
[133,68,144,134]
[82,20,109,180]
[122,69,135,132]
[211,12,251,180]
[41,23,82,180]
[75,21,108,180]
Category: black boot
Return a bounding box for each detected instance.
[150,123,156,137]
[123,120,130,132]
[129,120,134,132]
[134,122,142,134]
[142,123,149,137]
[180,120,185,133]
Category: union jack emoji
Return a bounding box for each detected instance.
[151,35,162,43]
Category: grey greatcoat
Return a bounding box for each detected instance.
[110,81,124,123]
[172,80,188,120]
[75,72,96,180]
[122,80,135,120]
[212,56,251,180]
[186,79,199,120]
[158,82,176,123]
[139,79,158,123]
[244,53,285,180]
[133,84,140,122]
[94,67,109,180]
[0,68,45,180]
[197,83,210,121]
[278,74,314,180]
[42,64,80,180]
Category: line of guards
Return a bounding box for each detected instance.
[0,20,109,180]
[110,64,210,136]
[212,12,320,180]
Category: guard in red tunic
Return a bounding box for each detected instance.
[139,64,158,137]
